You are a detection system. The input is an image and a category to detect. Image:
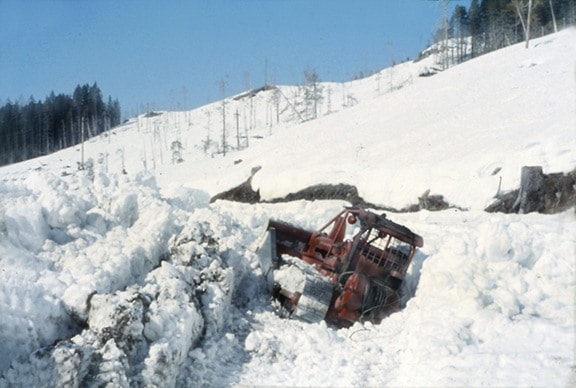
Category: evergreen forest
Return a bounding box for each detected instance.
[0,83,121,166]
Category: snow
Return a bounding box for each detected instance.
[1,29,575,386]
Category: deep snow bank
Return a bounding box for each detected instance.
[0,166,574,386]
[0,167,196,374]
[0,168,262,386]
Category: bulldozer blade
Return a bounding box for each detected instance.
[256,227,277,291]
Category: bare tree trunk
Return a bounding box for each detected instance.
[235,109,240,149]
[525,0,533,48]
[80,116,85,169]
[514,2,527,41]
[513,0,533,49]
[220,78,227,157]
[549,0,558,33]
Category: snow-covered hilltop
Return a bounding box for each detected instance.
[0,30,575,387]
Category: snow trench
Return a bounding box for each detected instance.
[1,169,574,387]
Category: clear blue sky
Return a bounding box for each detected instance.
[0,0,460,118]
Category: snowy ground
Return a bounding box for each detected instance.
[1,30,575,386]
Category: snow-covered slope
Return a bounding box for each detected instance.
[3,29,574,210]
[0,30,575,387]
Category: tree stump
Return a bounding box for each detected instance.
[513,166,545,214]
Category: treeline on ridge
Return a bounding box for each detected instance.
[426,0,575,64]
[0,83,121,167]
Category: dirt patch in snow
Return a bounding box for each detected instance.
[211,175,459,212]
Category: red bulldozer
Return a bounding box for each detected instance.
[257,207,423,327]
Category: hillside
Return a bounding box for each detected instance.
[0,30,575,386]
[2,30,575,211]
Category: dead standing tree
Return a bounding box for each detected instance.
[511,0,536,48]
[219,77,228,157]
[302,68,323,121]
